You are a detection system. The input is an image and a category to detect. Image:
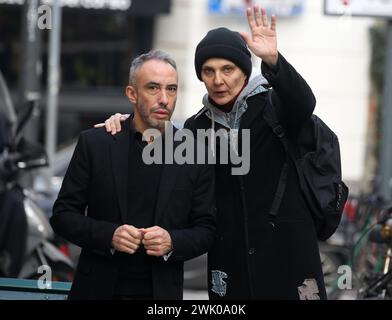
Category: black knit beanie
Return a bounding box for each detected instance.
[194,27,252,81]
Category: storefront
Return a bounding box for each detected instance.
[0,0,171,147]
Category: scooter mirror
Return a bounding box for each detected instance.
[15,137,48,169]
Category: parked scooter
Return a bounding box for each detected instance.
[0,70,74,281]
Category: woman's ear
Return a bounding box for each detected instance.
[125,85,137,104]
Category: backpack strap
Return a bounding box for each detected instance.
[263,90,290,217]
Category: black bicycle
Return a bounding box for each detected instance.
[356,207,392,299]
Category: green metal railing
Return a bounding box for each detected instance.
[0,277,71,300]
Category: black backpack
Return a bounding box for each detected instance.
[263,90,349,241]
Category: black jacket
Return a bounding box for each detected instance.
[184,53,327,300]
[50,121,216,300]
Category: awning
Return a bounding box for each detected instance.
[0,0,172,14]
[129,0,171,15]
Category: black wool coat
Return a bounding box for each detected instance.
[50,122,216,300]
[184,53,327,300]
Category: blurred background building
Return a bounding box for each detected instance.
[0,0,171,151]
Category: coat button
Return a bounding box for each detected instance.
[248,248,255,255]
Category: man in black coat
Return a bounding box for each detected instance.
[50,50,216,300]
[98,6,327,300]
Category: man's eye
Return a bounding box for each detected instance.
[223,66,233,73]
[148,86,160,93]
[167,87,177,93]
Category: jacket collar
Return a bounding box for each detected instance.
[110,118,181,224]
[110,118,131,223]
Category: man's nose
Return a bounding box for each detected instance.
[158,89,169,105]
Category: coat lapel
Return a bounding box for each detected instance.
[154,125,181,224]
[110,120,182,225]
[154,162,180,224]
[240,92,268,129]
[110,121,130,223]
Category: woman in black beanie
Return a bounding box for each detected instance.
[185,6,326,300]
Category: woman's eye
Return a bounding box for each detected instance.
[203,69,213,76]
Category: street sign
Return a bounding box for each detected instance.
[324,0,392,19]
[208,0,305,17]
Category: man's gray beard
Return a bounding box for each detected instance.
[146,117,166,130]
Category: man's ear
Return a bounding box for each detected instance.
[126,85,137,104]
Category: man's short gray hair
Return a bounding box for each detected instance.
[129,50,177,85]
